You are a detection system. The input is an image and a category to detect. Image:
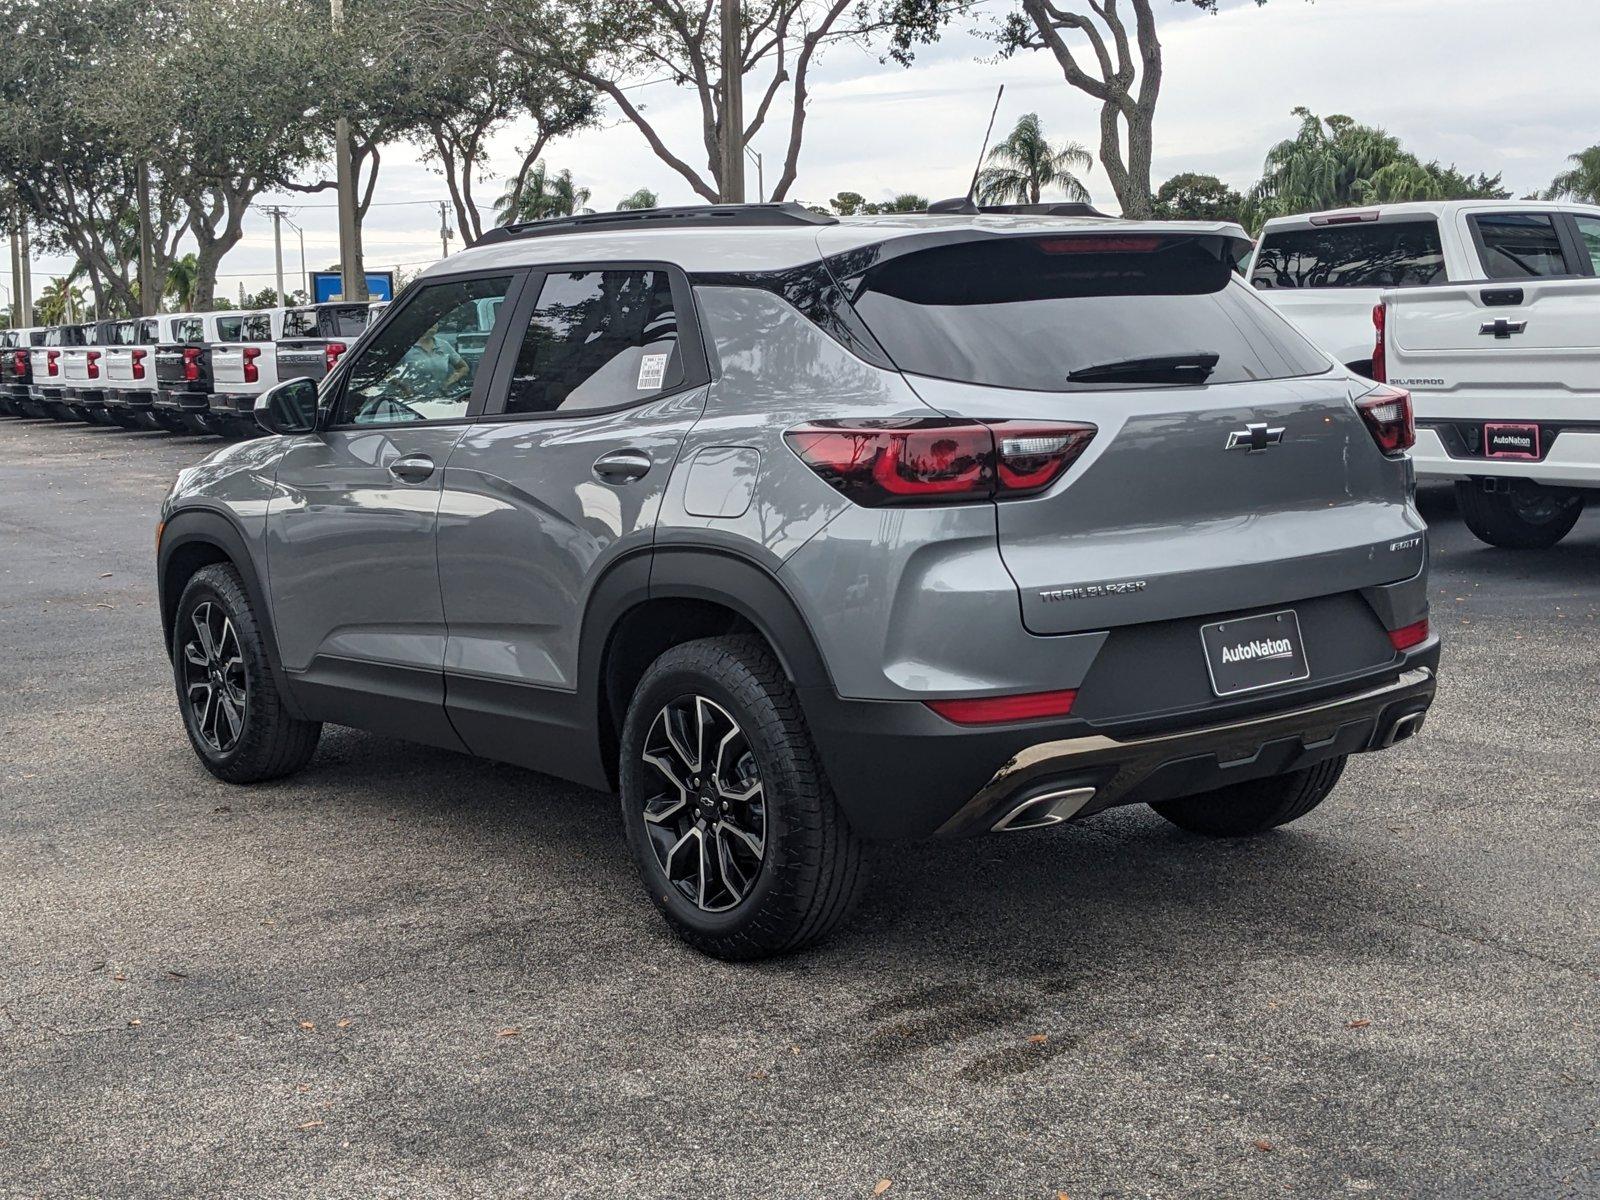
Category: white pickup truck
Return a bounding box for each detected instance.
[101,316,172,431]
[1249,200,1600,548]
[208,308,282,435]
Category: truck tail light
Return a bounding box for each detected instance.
[925,689,1078,726]
[784,419,1096,507]
[11,349,26,376]
[86,349,101,379]
[131,348,147,380]
[1356,385,1414,455]
[1388,617,1430,651]
[183,346,202,382]
[242,345,260,384]
[1370,302,1386,382]
[325,341,347,372]
[47,350,60,376]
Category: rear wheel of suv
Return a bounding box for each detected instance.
[172,563,321,784]
[618,634,865,960]
[1149,756,1346,837]
[1454,480,1583,549]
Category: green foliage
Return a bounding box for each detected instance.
[1243,108,1510,231]
[1151,173,1243,222]
[165,254,199,312]
[976,113,1091,206]
[616,189,659,211]
[1545,146,1600,204]
[827,192,928,215]
[493,162,591,225]
[37,277,89,325]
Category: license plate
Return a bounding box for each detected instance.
[1483,422,1540,460]
[1200,609,1310,698]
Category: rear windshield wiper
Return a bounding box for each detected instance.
[1066,352,1220,385]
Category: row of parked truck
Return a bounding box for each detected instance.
[0,300,385,436]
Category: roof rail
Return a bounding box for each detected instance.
[980,202,1114,218]
[474,202,838,247]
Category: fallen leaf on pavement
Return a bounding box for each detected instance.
[497,1027,520,1038]
[112,974,127,983]
[336,1018,352,1029]
[298,1021,316,1031]
[1254,1140,1274,1153]
[297,1121,324,1131]
[1028,1034,1048,1044]
[1346,1019,1371,1029]
[127,1018,141,1027]
[872,1181,892,1196]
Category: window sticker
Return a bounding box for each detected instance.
[637,352,669,391]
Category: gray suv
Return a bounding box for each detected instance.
[157,204,1439,959]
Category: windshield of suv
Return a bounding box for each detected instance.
[843,235,1328,392]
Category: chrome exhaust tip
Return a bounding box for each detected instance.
[1377,710,1426,749]
[991,786,1097,833]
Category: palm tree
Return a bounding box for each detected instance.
[1546,146,1600,204]
[165,254,199,311]
[38,277,89,325]
[493,162,591,225]
[616,188,658,211]
[976,113,1092,206]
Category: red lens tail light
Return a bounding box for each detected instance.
[86,349,101,379]
[131,348,146,380]
[1371,302,1386,382]
[1388,617,1429,651]
[325,341,347,372]
[785,419,1096,507]
[11,349,26,375]
[182,346,202,382]
[1356,385,1414,455]
[925,689,1078,726]
[47,350,60,376]
[242,345,260,384]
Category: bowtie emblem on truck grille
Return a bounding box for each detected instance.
[1479,318,1527,338]
[1225,422,1285,453]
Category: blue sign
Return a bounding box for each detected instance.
[309,271,395,303]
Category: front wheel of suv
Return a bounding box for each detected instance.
[618,634,865,960]
[1149,756,1347,837]
[172,563,321,784]
[1454,480,1583,549]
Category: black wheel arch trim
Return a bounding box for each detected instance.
[157,506,307,720]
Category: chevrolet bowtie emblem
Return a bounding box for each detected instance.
[1226,422,1285,452]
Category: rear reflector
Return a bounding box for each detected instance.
[1388,618,1429,651]
[785,418,1095,507]
[925,689,1078,726]
[1356,385,1414,454]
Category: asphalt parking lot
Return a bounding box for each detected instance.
[1,415,1596,1200]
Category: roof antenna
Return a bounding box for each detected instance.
[928,84,1004,214]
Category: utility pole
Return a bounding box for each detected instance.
[8,207,21,327]
[745,147,764,203]
[137,161,156,316]
[718,0,744,203]
[265,205,286,303]
[18,215,31,324]
[439,201,452,258]
[331,0,367,302]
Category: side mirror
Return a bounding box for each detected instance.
[254,377,320,435]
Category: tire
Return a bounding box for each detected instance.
[172,562,321,784]
[618,634,865,960]
[1150,756,1347,837]
[1454,480,1583,549]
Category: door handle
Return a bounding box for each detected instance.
[593,449,653,484]
[388,454,435,483]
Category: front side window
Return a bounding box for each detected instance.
[503,269,682,415]
[1474,213,1571,278]
[1572,215,1600,274]
[1251,220,1445,289]
[336,275,511,425]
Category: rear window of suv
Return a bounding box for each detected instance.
[1251,220,1445,289]
[844,235,1328,392]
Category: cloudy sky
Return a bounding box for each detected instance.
[27,0,1600,299]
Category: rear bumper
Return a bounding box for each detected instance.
[208,391,256,416]
[1414,424,1600,489]
[804,640,1440,840]
[105,388,155,410]
[154,387,210,413]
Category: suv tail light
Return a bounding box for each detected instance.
[182,346,202,382]
[325,341,347,372]
[131,348,147,380]
[925,689,1078,726]
[46,350,60,376]
[784,419,1096,506]
[1370,302,1386,382]
[242,345,261,384]
[86,349,101,379]
[1356,385,1414,455]
[1388,617,1429,651]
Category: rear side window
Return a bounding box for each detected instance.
[1571,215,1600,274]
[503,269,682,415]
[282,309,316,338]
[174,318,203,342]
[326,305,369,337]
[1251,220,1444,289]
[112,321,135,345]
[1473,213,1572,278]
[138,320,158,343]
[242,314,273,341]
[845,237,1328,392]
[215,317,243,342]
